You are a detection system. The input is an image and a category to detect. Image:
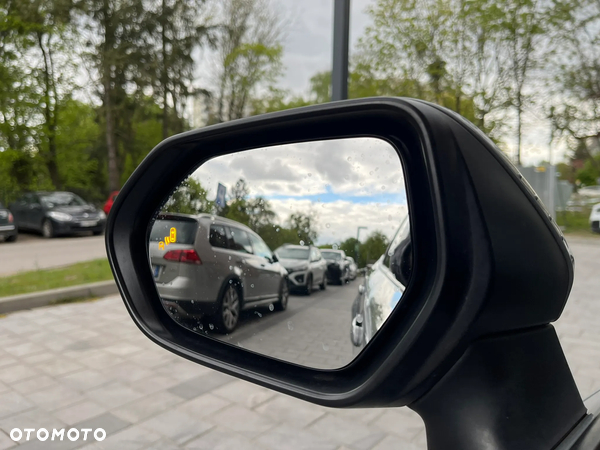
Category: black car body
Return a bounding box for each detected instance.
[321,249,350,284]
[9,191,106,238]
[0,202,18,242]
[274,244,328,294]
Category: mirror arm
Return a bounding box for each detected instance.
[410,326,586,450]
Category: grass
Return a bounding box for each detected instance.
[0,259,113,297]
[556,207,600,237]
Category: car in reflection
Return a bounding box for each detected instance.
[351,216,412,349]
[590,203,600,234]
[149,213,289,333]
[346,256,358,280]
[274,244,327,294]
[9,191,106,238]
[0,202,18,242]
[321,249,350,284]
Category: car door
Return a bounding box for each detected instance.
[226,227,263,302]
[249,233,281,299]
[28,193,45,231]
[9,195,29,229]
[311,248,326,284]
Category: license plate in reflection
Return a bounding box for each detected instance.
[79,220,97,227]
[153,265,161,278]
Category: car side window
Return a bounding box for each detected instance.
[209,225,228,249]
[227,227,253,254]
[249,234,272,259]
[315,249,322,260]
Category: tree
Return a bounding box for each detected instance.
[339,237,360,261]
[209,0,285,123]
[500,0,546,164]
[145,0,215,139]
[287,211,318,246]
[81,0,149,192]
[163,178,212,215]
[358,231,388,268]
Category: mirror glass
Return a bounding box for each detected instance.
[148,137,412,369]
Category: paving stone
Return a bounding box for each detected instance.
[211,380,275,409]
[308,414,386,448]
[209,405,277,439]
[138,409,213,445]
[175,393,231,419]
[26,384,86,412]
[168,372,234,400]
[184,427,263,450]
[256,424,337,450]
[111,391,183,423]
[255,395,326,428]
[53,400,107,425]
[73,412,131,435]
[0,391,34,420]
[0,430,15,450]
[85,382,145,410]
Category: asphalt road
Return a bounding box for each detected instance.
[0,232,107,276]
[170,279,362,370]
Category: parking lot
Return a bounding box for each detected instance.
[0,236,598,449]
[0,233,105,276]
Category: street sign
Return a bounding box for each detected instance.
[215,183,226,208]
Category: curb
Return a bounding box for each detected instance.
[0,280,119,314]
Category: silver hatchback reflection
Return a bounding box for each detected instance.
[149,213,289,333]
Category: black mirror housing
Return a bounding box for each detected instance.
[106,97,575,410]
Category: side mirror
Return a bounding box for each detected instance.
[107,98,582,449]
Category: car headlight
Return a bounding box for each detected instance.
[48,211,73,222]
[98,210,106,220]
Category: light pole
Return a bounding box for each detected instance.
[356,226,367,266]
[332,0,350,101]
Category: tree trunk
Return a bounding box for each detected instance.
[161,0,169,140]
[37,32,60,189]
[104,76,119,192]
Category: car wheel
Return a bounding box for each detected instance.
[5,234,17,242]
[42,219,54,239]
[275,279,289,311]
[319,274,327,290]
[305,274,313,296]
[93,230,104,236]
[214,284,241,334]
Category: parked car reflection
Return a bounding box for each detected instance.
[351,216,412,348]
[149,213,289,334]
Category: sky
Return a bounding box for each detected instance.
[190,137,409,245]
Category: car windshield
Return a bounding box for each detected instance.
[321,251,342,261]
[149,218,197,245]
[40,193,86,208]
[276,247,309,259]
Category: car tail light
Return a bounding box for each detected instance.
[8,213,13,223]
[164,249,202,265]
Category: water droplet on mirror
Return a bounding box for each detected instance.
[322,343,329,351]
[299,240,305,246]
[229,266,233,270]
[250,284,254,288]
[269,304,274,311]
[347,157,352,161]
[228,256,232,260]
[191,300,194,304]
[287,321,294,330]
[209,323,214,330]
[326,223,330,228]
[254,311,262,318]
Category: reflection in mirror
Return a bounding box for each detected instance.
[148,138,411,369]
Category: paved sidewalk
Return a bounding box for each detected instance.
[0,237,598,450]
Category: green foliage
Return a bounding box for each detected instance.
[339,237,360,261]
[164,178,212,215]
[357,231,389,268]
